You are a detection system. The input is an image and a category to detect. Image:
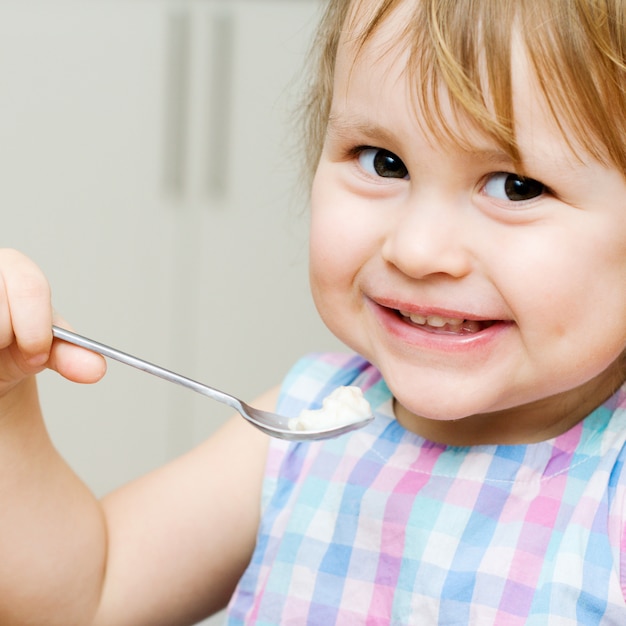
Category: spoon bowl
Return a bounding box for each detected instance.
[52,326,373,441]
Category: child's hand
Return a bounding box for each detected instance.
[0,249,106,397]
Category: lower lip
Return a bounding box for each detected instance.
[369,300,511,354]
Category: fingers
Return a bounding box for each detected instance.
[0,249,53,366]
[0,249,106,384]
[49,315,107,384]
[48,340,107,384]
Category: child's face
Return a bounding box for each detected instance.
[309,3,626,444]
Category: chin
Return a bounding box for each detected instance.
[392,388,484,422]
[403,404,479,423]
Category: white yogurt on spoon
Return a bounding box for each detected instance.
[288,386,372,432]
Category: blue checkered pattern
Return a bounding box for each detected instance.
[226,353,626,624]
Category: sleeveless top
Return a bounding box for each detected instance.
[226,353,626,625]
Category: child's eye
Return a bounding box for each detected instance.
[483,172,545,201]
[357,148,409,179]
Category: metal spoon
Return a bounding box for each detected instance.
[52,325,373,441]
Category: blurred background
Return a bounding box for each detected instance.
[0,1,337,623]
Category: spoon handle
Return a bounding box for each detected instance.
[51,325,240,411]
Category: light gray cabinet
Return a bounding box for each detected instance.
[0,0,339,515]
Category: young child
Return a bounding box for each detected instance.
[2,0,626,623]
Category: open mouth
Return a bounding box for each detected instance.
[398,310,497,334]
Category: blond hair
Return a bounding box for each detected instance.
[300,0,626,181]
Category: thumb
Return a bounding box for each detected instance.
[48,320,107,384]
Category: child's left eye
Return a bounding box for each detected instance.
[357,148,409,179]
[483,172,545,202]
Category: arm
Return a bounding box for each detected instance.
[0,250,108,625]
[0,249,271,625]
[93,395,272,626]
[0,377,109,624]
[2,388,270,626]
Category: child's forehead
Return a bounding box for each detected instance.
[334,0,625,173]
[335,3,511,148]
[336,2,513,144]
[329,61,578,176]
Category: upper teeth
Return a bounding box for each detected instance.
[400,311,464,327]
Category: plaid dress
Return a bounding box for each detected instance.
[226,353,626,624]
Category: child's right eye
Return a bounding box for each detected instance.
[357,148,410,179]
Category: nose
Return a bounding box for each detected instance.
[381,194,474,279]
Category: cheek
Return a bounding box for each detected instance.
[498,224,626,362]
[308,171,376,330]
[309,172,356,286]
[309,201,380,293]
[308,176,344,316]
[308,205,352,310]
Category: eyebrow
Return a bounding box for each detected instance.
[326,114,399,146]
[465,147,516,168]
[327,112,516,167]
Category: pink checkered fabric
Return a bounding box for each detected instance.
[227,353,626,624]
